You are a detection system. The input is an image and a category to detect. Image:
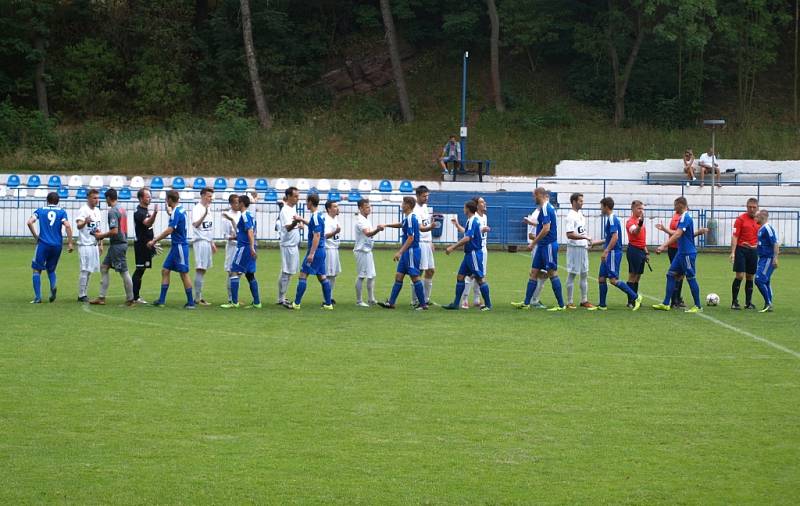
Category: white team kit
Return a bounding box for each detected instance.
[354,214,376,278]
[413,203,435,269]
[527,208,541,256]
[564,209,589,274]
[478,212,489,275]
[223,209,241,271]
[324,214,341,276]
[278,203,300,274]
[76,204,102,272]
[192,204,215,270]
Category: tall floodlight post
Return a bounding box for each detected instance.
[703,119,726,246]
[460,51,469,164]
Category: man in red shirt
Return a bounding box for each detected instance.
[625,200,648,307]
[730,197,760,309]
[655,206,685,308]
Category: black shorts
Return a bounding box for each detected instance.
[134,242,154,269]
[627,246,647,275]
[733,246,757,274]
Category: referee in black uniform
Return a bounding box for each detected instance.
[132,188,158,303]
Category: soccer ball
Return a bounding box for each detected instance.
[706,293,720,306]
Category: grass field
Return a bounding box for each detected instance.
[1,243,799,504]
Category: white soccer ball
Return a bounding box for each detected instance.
[706,293,720,306]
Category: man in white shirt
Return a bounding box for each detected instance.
[222,194,240,303]
[324,200,342,303]
[75,188,103,302]
[277,187,302,305]
[564,192,594,309]
[412,185,437,306]
[353,199,384,306]
[191,187,216,305]
[698,147,721,188]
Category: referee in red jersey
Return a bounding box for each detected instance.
[730,197,760,310]
[625,200,648,307]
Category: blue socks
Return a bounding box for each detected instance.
[479,283,491,308]
[454,281,466,306]
[47,271,56,294]
[185,288,194,306]
[687,277,701,307]
[321,279,332,305]
[663,275,676,305]
[32,272,41,300]
[295,278,308,305]
[413,281,426,307]
[551,276,564,308]
[524,279,537,304]
[599,281,608,307]
[230,277,240,304]
[389,281,403,305]
[159,283,169,304]
[755,279,771,305]
[249,279,260,305]
[616,281,637,300]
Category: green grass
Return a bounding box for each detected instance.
[1,243,799,504]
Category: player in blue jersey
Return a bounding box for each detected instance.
[26,192,74,303]
[442,199,492,311]
[286,193,333,310]
[754,209,779,312]
[220,194,261,309]
[512,187,566,311]
[587,197,642,311]
[378,196,429,310]
[653,196,708,313]
[147,190,195,309]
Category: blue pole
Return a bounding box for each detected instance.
[460,51,468,163]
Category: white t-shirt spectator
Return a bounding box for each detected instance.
[698,152,719,168]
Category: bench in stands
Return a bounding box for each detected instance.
[446,159,492,182]
[646,171,782,186]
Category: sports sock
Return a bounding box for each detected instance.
[673,279,684,304]
[185,287,194,306]
[745,279,754,306]
[158,283,169,304]
[616,281,637,301]
[47,271,57,293]
[755,279,770,306]
[472,279,481,305]
[132,267,145,299]
[767,283,773,305]
[524,279,537,305]
[327,276,336,297]
[389,281,403,305]
[355,277,364,303]
[551,276,564,308]
[121,272,134,301]
[599,281,608,307]
[366,277,376,302]
[627,281,638,304]
[731,278,742,304]
[32,272,42,300]
[294,278,307,305]
[663,275,676,306]
[79,271,90,298]
[479,283,492,308]
[194,272,204,301]
[423,278,433,303]
[321,279,332,305]
[226,274,232,302]
[249,278,260,305]
[533,278,546,303]
[566,273,576,304]
[230,277,240,304]
[413,281,426,307]
[100,270,110,298]
[687,277,701,307]
[579,273,589,303]
[462,277,472,304]
[278,272,290,302]
[454,281,466,306]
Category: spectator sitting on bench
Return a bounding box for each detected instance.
[439,135,461,175]
[698,147,721,188]
[682,149,696,185]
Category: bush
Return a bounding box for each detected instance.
[212,96,257,152]
[0,99,57,153]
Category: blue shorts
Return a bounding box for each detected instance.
[599,250,623,279]
[531,242,558,271]
[458,250,485,279]
[397,247,421,277]
[231,245,257,274]
[301,250,326,276]
[755,256,775,284]
[668,253,697,279]
[626,246,647,275]
[163,243,190,273]
[31,243,62,273]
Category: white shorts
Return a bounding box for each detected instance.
[481,246,488,276]
[566,245,589,274]
[224,242,237,271]
[325,248,341,276]
[193,241,213,270]
[354,250,376,278]
[280,245,299,275]
[78,244,100,273]
[419,242,435,270]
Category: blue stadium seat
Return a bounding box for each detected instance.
[76,187,88,199]
[150,176,164,190]
[308,187,319,196]
[6,174,21,188]
[213,177,228,191]
[234,178,248,192]
[27,175,41,188]
[119,187,132,200]
[192,177,207,190]
[327,190,341,203]
[171,176,186,190]
[57,187,69,199]
[399,180,413,193]
[47,175,62,188]
[347,190,362,202]
[264,188,278,202]
[379,179,393,192]
[255,178,269,191]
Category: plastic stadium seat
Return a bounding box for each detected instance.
[27,175,42,188]
[308,187,319,196]
[108,175,125,189]
[171,176,186,190]
[0,185,6,198]
[337,179,352,192]
[57,187,69,199]
[47,175,62,188]
[157,191,166,200]
[234,178,248,192]
[6,174,20,188]
[254,178,269,191]
[316,178,331,192]
[369,190,383,202]
[296,178,310,191]
[150,176,164,190]
[129,176,145,190]
[378,179,392,192]
[180,190,195,201]
[192,177,207,190]
[399,180,413,193]
[274,178,289,191]
[358,179,372,193]
[213,177,228,191]
[347,190,362,202]
[68,175,83,188]
[119,188,132,200]
[327,190,341,203]
[264,188,278,202]
[89,175,104,188]
[76,187,88,199]
[34,188,48,198]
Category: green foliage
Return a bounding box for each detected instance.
[0,99,56,152]
[127,55,192,116]
[212,96,257,153]
[56,38,123,116]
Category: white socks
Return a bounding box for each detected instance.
[78,270,90,298]
[122,272,134,301]
[194,271,205,301]
[579,272,589,303]
[366,277,376,303]
[277,272,291,302]
[99,270,110,298]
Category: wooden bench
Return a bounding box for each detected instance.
[446,159,492,182]
[645,171,781,186]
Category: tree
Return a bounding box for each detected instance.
[486,0,505,111]
[379,0,413,123]
[240,0,272,128]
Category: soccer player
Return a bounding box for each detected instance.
[353,199,384,307]
[132,188,157,304]
[511,187,566,311]
[625,200,648,307]
[147,190,195,309]
[324,200,342,303]
[90,189,134,306]
[754,209,778,312]
[27,191,74,303]
[655,208,685,308]
[222,194,240,303]
[75,188,102,302]
[443,199,492,311]
[220,195,261,308]
[653,197,706,313]
[412,185,437,306]
[378,196,428,310]
[286,193,333,310]
[192,187,216,305]
[522,207,548,308]
[564,192,593,309]
[729,197,759,310]
[276,187,302,305]
[587,197,642,311]
[452,196,490,308]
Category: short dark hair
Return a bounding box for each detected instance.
[239,195,251,208]
[465,200,478,214]
[746,197,759,205]
[285,186,298,198]
[324,200,336,211]
[105,188,118,201]
[87,188,99,197]
[307,193,319,207]
[165,190,179,203]
[46,192,59,205]
[415,185,429,197]
[402,196,416,208]
[600,197,615,210]
[228,193,238,204]
[136,188,150,201]
[570,192,583,204]
[357,198,369,208]
[674,196,688,207]
[200,187,213,196]
[631,199,643,210]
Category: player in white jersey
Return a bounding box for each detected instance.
[564,192,594,308]
[75,188,103,302]
[191,187,216,305]
[522,205,548,308]
[452,196,491,308]
[276,186,302,305]
[412,185,437,305]
[324,200,342,303]
[222,194,240,303]
[353,199,385,306]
